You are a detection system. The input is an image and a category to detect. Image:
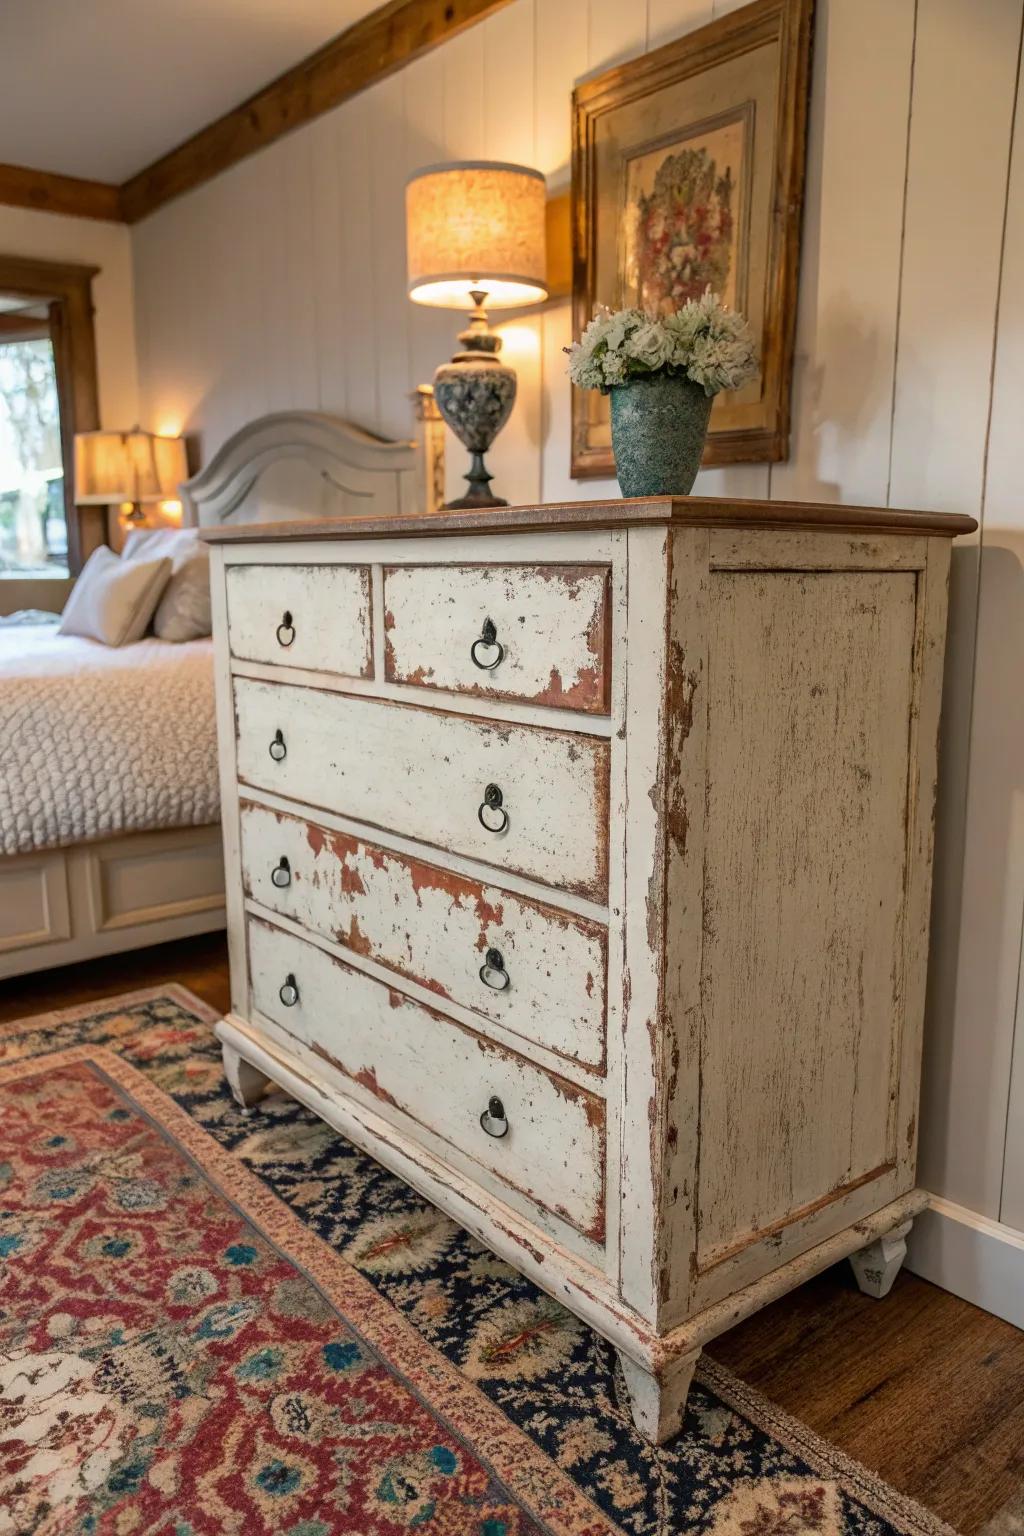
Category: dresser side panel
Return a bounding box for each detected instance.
[694,565,919,1282]
[897,535,951,1187]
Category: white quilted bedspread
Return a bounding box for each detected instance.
[0,622,219,855]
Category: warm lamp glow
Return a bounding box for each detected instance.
[74,429,188,509]
[406,161,548,309]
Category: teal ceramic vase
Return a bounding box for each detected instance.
[609,373,713,497]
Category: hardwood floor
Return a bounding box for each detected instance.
[2,933,1022,1533]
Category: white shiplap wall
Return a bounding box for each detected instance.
[131,0,1024,1300]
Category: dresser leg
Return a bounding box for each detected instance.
[618,1347,700,1444]
[848,1218,912,1299]
[222,1041,271,1110]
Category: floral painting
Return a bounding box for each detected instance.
[620,114,747,316]
[571,0,814,476]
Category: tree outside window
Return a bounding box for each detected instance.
[0,337,67,577]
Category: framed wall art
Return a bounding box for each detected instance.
[570,0,814,477]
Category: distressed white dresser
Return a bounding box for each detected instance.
[204,495,973,1441]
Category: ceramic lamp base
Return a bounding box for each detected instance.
[433,290,517,511]
[444,451,508,509]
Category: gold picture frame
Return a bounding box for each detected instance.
[570,0,814,478]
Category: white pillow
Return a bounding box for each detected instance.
[58,546,172,647]
[123,526,211,641]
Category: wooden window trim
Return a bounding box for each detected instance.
[0,255,101,575]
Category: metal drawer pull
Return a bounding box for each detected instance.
[279,973,299,1007]
[479,947,510,991]
[471,616,504,671]
[478,783,508,834]
[276,610,295,647]
[271,856,291,889]
[479,1094,509,1138]
[269,729,287,762]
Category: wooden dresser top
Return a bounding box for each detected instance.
[199,494,977,545]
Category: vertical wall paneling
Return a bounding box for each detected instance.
[227,155,274,438]
[964,30,1024,1230]
[443,27,487,158]
[647,0,711,52]
[587,0,647,72]
[900,0,1024,1220]
[769,0,915,508]
[536,0,590,503]
[309,110,348,419]
[368,73,413,442]
[284,134,319,415]
[484,1,542,506]
[336,95,379,435]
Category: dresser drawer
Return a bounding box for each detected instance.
[384,563,611,714]
[248,915,606,1241]
[240,800,607,1070]
[226,563,372,678]
[234,678,609,901]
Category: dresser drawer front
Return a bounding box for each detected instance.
[248,916,605,1240]
[234,678,609,901]
[384,563,611,714]
[226,563,372,678]
[240,801,607,1070]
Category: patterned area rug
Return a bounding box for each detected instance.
[0,988,957,1536]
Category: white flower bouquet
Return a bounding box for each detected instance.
[565,288,758,397]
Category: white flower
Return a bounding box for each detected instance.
[624,320,670,371]
[565,290,757,394]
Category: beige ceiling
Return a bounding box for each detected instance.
[0,0,380,184]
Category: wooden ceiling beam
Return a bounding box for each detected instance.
[0,162,121,222]
[0,0,514,227]
[118,0,514,224]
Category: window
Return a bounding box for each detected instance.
[0,332,67,577]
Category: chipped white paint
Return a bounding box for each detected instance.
[619,1349,701,1445]
[383,563,611,714]
[221,1040,271,1111]
[696,569,918,1272]
[233,676,609,900]
[849,1218,912,1299]
[211,502,964,1442]
[239,799,608,1070]
[247,915,606,1241]
[226,562,373,677]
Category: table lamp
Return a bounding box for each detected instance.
[74,429,188,524]
[406,160,547,509]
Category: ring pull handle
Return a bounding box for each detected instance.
[271,855,291,889]
[276,609,295,648]
[268,729,287,762]
[479,1094,509,1139]
[279,973,299,1007]
[470,616,505,671]
[477,783,509,834]
[479,947,510,992]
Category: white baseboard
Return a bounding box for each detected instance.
[905,1196,1024,1331]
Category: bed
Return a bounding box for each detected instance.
[0,402,444,979]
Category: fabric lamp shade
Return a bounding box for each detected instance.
[74,429,188,505]
[406,161,547,309]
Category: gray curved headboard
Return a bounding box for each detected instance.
[180,402,444,527]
